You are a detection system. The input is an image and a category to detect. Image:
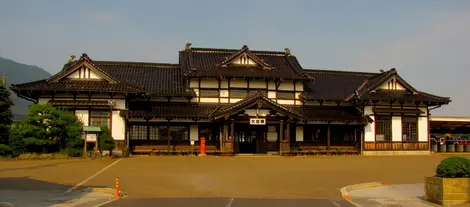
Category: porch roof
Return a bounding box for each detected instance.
[124,104,219,119]
[289,106,367,123]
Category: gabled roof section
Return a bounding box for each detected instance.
[355,68,418,98]
[48,54,120,84]
[180,43,307,80]
[211,90,303,120]
[218,45,272,70]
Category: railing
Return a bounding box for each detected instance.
[364,142,429,151]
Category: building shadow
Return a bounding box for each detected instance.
[0,160,86,172]
[0,177,108,206]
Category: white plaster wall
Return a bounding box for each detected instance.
[89,70,101,79]
[220,98,229,103]
[221,80,229,88]
[190,98,198,103]
[250,80,266,89]
[112,111,125,140]
[268,91,276,99]
[392,116,402,141]
[419,107,428,116]
[193,89,199,96]
[200,78,218,88]
[267,81,276,90]
[295,92,301,99]
[278,81,294,91]
[295,100,302,105]
[38,98,50,104]
[190,125,198,141]
[295,82,304,91]
[230,98,242,103]
[418,116,429,142]
[231,56,257,65]
[113,99,126,109]
[377,78,406,90]
[277,100,295,105]
[364,106,375,141]
[296,126,303,141]
[220,90,229,97]
[75,110,89,126]
[199,98,219,103]
[68,70,80,79]
[190,78,198,88]
[231,79,247,88]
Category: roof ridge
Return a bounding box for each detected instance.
[95,61,179,67]
[190,47,287,55]
[304,69,378,76]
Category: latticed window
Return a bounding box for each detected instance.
[375,115,392,142]
[149,125,168,140]
[230,89,248,98]
[199,89,219,98]
[89,110,110,128]
[277,91,295,99]
[402,116,418,141]
[170,125,189,140]
[248,90,267,97]
[130,125,147,140]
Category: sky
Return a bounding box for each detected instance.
[0,0,469,116]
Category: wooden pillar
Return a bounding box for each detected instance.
[219,124,223,150]
[230,120,235,153]
[286,120,291,152]
[327,123,331,151]
[361,128,364,155]
[167,120,171,152]
[279,120,284,152]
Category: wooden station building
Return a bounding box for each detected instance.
[10,44,451,155]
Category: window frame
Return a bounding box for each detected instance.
[375,115,392,142]
[402,116,418,142]
[89,110,110,128]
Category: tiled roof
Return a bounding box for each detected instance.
[360,90,451,103]
[302,69,377,101]
[48,100,110,107]
[126,104,219,119]
[290,106,366,123]
[94,61,194,97]
[180,46,307,80]
[11,79,145,93]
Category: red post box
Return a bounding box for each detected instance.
[199,137,206,156]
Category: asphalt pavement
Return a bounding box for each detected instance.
[103,197,354,207]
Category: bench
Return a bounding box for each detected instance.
[132,145,169,155]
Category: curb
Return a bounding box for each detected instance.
[340,182,384,207]
[74,187,125,207]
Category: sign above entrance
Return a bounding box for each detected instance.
[250,118,266,125]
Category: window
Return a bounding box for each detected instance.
[149,125,168,140]
[199,89,219,98]
[199,124,220,142]
[130,125,147,140]
[170,125,189,141]
[248,90,267,97]
[375,115,392,141]
[303,125,327,142]
[89,110,110,128]
[402,116,418,141]
[277,91,295,99]
[230,89,248,98]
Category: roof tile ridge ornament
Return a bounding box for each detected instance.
[185,42,192,51]
[284,48,292,56]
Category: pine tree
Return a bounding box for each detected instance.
[0,79,12,145]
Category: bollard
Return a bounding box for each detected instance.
[115,176,120,199]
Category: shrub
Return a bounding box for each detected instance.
[436,156,470,178]
[0,144,13,157]
[99,126,115,156]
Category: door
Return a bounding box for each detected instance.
[235,125,267,153]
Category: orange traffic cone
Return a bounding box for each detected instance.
[115,176,120,199]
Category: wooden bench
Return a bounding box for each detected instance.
[132,145,169,154]
[175,145,218,152]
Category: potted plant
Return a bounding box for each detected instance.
[425,156,470,206]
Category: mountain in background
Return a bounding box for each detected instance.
[0,57,51,117]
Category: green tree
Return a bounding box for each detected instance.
[0,79,13,156]
[99,126,115,156]
[9,104,83,156]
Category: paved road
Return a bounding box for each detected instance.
[104,197,354,207]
